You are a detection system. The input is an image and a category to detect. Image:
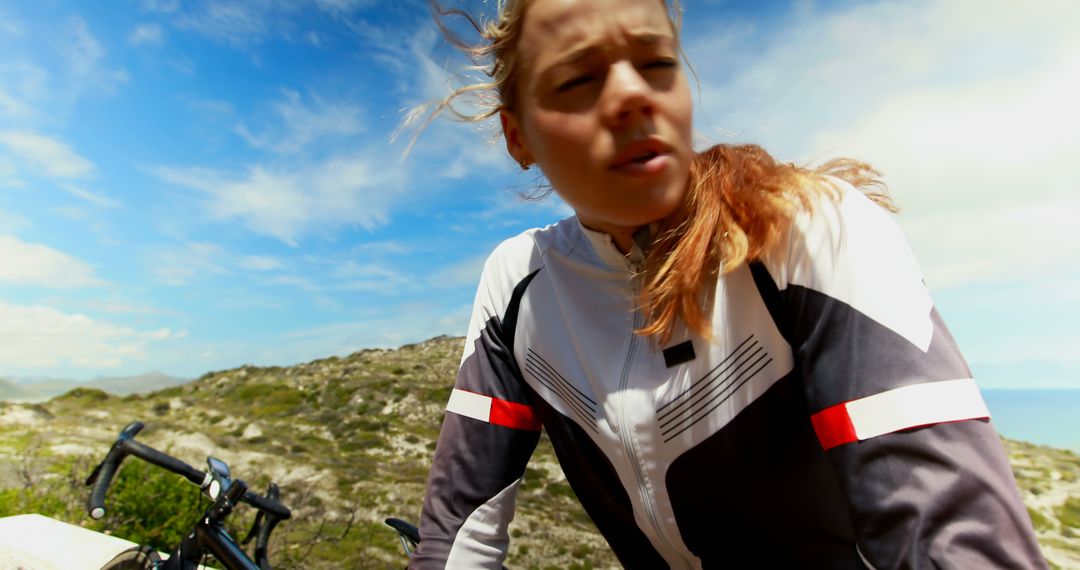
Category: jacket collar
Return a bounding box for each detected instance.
[576,218,648,272]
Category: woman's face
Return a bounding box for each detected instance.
[503,0,693,247]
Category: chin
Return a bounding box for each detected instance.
[646,182,688,222]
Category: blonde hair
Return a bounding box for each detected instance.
[421,1,893,344]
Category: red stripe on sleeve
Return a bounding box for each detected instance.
[811,403,857,451]
[489,398,542,431]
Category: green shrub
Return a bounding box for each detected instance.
[545,482,577,500]
[99,460,205,551]
[339,433,384,452]
[1057,496,1080,529]
[152,401,170,416]
[227,384,306,417]
[57,387,111,402]
[1027,506,1053,532]
[0,487,68,518]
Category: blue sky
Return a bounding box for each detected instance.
[0,0,1077,388]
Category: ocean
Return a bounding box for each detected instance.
[982,389,1080,452]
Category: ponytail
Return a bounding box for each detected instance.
[636,144,892,344]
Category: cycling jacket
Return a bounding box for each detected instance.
[411,182,1045,569]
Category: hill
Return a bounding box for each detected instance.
[0,336,1077,569]
[0,378,36,402]
[0,372,189,402]
[83,371,190,396]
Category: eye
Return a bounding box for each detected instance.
[642,58,677,70]
[556,75,596,93]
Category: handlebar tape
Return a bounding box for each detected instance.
[243,491,292,520]
[86,421,146,519]
[86,450,121,520]
[122,439,206,485]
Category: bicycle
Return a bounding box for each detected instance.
[85,421,292,570]
[383,519,512,570]
[384,517,419,557]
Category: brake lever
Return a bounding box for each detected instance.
[254,515,281,570]
[242,509,266,546]
[85,459,105,487]
[86,421,145,486]
[253,483,282,570]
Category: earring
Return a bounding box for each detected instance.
[518,157,531,171]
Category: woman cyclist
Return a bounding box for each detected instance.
[409,0,1045,567]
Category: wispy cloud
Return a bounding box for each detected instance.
[388,22,517,177]
[0,89,35,122]
[686,0,1079,150]
[329,260,414,294]
[0,63,49,116]
[140,0,180,13]
[149,151,403,245]
[0,234,104,288]
[149,241,229,286]
[429,254,487,289]
[682,0,1080,290]
[129,23,165,46]
[313,0,377,15]
[277,301,471,359]
[178,2,276,48]
[59,183,122,207]
[149,243,285,286]
[83,299,177,317]
[1,16,125,127]
[0,209,29,232]
[251,257,417,296]
[0,131,95,179]
[238,255,282,271]
[0,7,24,38]
[0,301,169,370]
[0,155,20,187]
[58,16,128,91]
[234,88,365,154]
[144,0,386,50]
[902,194,1080,289]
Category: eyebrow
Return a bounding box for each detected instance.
[556,32,675,67]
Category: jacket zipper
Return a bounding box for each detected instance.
[616,282,695,569]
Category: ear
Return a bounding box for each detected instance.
[500,109,532,167]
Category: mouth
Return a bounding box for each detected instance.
[609,138,672,174]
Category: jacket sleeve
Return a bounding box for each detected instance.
[769,183,1046,569]
[409,248,542,569]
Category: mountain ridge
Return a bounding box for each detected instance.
[0,372,189,402]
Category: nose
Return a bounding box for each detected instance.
[601,60,653,130]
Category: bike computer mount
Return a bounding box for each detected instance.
[205,456,232,500]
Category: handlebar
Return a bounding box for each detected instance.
[86,421,292,522]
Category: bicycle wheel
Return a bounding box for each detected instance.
[99,545,163,570]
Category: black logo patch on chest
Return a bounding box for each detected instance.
[663,340,695,368]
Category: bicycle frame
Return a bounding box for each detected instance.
[164,518,259,570]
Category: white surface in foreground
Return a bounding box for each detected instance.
[0,513,137,569]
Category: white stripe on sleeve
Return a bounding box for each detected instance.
[847,378,990,441]
[446,389,493,423]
